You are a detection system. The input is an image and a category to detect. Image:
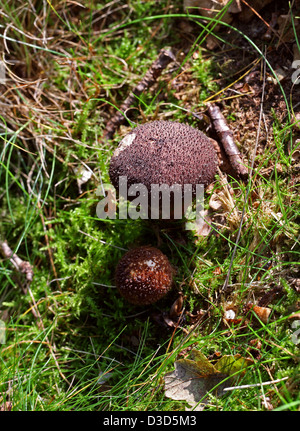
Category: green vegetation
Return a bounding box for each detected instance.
[0,0,299,411]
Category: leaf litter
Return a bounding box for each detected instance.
[164,349,253,410]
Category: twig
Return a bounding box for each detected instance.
[78,229,127,251]
[223,376,289,392]
[0,239,34,289]
[103,47,176,140]
[207,103,249,181]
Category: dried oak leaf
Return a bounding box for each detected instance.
[164,350,227,410]
[187,209,212,237]
[214,354,254,384]
[183,0,236,24]
[244,302,271,324]
[73,165,93,194]
[164,349,254,410]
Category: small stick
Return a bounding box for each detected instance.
[207,103,248,181]
[104,48,176,140]
[0,239,34,288]
[223,376,289,392]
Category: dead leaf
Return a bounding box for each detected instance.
[164,349,251,410]
[288,138,300,164]
[73,165,93,194]
[291,114,300,131]
[290,278,300,293]
[209,193,223,211]
[278,14,300,45]
[214,354,254,383]
[288,313,300,321]
[164,353,227,410]
[183,0,234,24]
[164,349,255,409]
[267,67,287,85]
[205,34,220,50]
[169,294,184,320]
[213,266,222,275]
[187,209,212,237]
[244,302,271,324]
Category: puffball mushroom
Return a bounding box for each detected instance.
[115,246,173,305]
[109,120,217,220]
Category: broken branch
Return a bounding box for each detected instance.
[0,239,34,287]
[207,103,248,181]
[104,47,176,140]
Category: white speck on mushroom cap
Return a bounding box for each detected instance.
[113,133,136,158]
[145,259,156,268]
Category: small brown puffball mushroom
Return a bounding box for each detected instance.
[109,121,217,220]
[115,246,173,305]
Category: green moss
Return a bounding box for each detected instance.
[0,0,299,412]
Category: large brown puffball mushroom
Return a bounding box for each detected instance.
[109,121,217,219]
[115,246,173,305]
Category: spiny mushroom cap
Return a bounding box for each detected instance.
[115,246,173,305]
[109,120,217,193]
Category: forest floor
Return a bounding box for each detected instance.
[0,0,299,412]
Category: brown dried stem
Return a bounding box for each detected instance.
[207,103,249,181]
[103,47,176,140]
[0,239,34,288]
